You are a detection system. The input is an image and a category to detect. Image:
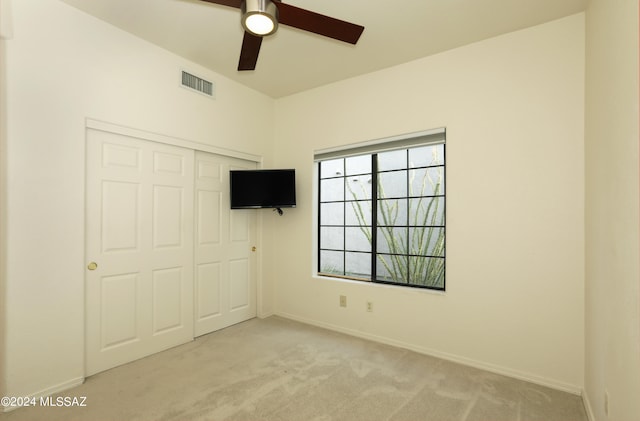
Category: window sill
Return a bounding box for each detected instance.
[313,273,446,296]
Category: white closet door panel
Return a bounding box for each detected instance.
[229,259,249,310]
[197,190,221,246]
[101,181,140,253]
[194,151,257,336]
[100,272,140,349]
[152,185,184,249]
[196,262,221,321]
[86,129,194,376]
[152,267,184,334]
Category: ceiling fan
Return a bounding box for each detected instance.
[199,0,365,71]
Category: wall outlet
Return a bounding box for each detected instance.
[339,295,347,307]
[366,301,373,312]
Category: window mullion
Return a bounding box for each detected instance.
[343,165,347,276]
[371,154,378,282]
[317,162,322,274]
[406,149,411,283]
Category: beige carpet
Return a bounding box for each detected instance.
[1,316,587,421]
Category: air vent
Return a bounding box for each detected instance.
[181,71,215,98]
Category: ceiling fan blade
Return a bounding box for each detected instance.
[198,0,242,8]
[275,2,364,44]
[238,31,263,71]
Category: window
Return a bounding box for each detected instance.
[316,130,445,290]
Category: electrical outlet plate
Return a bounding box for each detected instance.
[366,301,373,312]
[340,295,347,307]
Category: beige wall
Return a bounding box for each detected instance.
[0,0,10,402]
[3,0,274,398]
[273,14,585,392]
[9,0,638,410]
[584,0,640,420]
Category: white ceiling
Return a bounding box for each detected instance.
[59,0,587,98]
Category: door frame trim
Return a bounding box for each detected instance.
[86,118,262,164]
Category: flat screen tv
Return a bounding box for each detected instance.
[230,169,296,210]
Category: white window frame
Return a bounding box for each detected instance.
[314,128,446,290]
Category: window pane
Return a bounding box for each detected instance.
[408,256,445,288]
[320,159,344,179]
[376,254,408,283]
[346,155,371,176]
[320,178,344,202]
[377,199,407,226]
[317,140,445,290]
[409,144,444,168]
[409,167,445,197]
[346,200,371,226]
[320,202,344,225]
[345,227,372,252]
[409,197,445,226]
[320,250,344,275]
[378,170,407,199]
[378,149,406,171]
[377,227,407,254]
[320,227,343,250]
[346,175,371,200]
[409,227,445,256]
[345,252,371,278]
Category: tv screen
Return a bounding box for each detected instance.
[230,169,296,209]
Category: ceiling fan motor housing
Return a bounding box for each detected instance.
[241,0,279,36]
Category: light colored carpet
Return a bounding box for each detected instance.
[1,316,587,421]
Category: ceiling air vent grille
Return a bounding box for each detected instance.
[181,71,215,98]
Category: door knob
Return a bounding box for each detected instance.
[251,246,257,252]
[87,262,98,271]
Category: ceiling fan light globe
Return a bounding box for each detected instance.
[244,14,275,35]
[241,0,278,36]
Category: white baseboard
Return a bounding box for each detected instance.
[276,311,583,396]
[2,376,85,413]
[582,389,596,421]
[257,310,275,319]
